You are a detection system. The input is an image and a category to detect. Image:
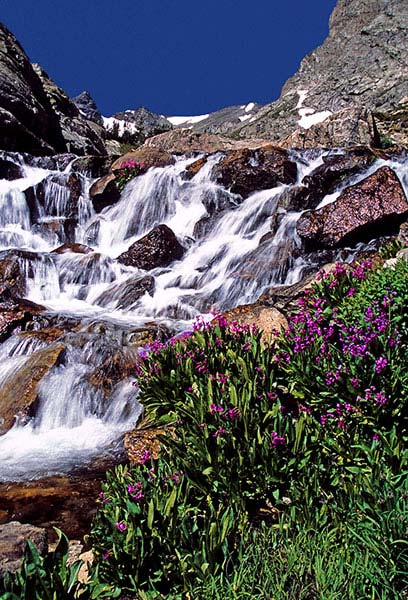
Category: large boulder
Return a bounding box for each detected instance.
[223,303,288,339]
[89,173,121,213]
[117,225,184,270]
[0,522,47,577]
[0,23,65,154]
[297,166,408,250]
[0,158,24,181]
[95,275,155,309]
[213,145,297,199]
[111,147,175,172]
[0,342,65,433]
[144,129,271,155]
[300,146,377,209]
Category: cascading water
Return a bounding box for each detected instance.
[0,148,407,481]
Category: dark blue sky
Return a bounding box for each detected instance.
[1,0,337,117]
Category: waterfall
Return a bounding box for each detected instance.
[0,148,407,481]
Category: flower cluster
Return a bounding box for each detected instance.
[115,159,146,192]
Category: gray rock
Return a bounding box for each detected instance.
[234,0,408,143]
[0,521,48,577]
[0,23,65,154]
[72,90,103,125]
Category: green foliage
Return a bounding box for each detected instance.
[115,159,145,192]
[0,529,120,600]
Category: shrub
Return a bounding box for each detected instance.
[115,160,145,192]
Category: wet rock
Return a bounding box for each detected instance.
[95,275,155,309]
[297,167,408,250]
[223,303,288,339]
[0,254,26,299]
[0,297,45,343]
[0,521,47,577]
[52,243,94,255]
[182,156,208,180]
[71,155,116,178]
[88,349,138,397]
[213,145,297,199]
[0,342,65,433]
[89,173,120,213]
[301,146,377,208]
[31,219,67,245]
[118,224,184,270]
[111,147,175,172]
[0,158,24,181]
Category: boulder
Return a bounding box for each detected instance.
[0,297,45,343]
[0,158,23,181]
[0,521,47,577]
[89,173,120,213]
[144,129,271,155]
[182,156,208,180]
[117,225,184,270]
[297,167,408,250]
[0,23,65,154]
[52,243,94,255]
[88,349,138,397]
[0,343,65,433]
[95,275,155,309]
[0,254,26,299]
[223,303,288,339]
[301,146,377,208]
[111,147,175,172]
[213,145,297,199]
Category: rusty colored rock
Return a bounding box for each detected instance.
[223,303,288,339]
[144,129,272,154]
[53,243,94,254]
[297,167,408,250]
[111,146,175,172]
[0,343,65,433]
[124,420,175,464]
[182,156,208,180]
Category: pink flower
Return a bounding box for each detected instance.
[115,522,127,532]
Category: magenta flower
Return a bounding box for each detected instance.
[271,431,286,448]
[375,356,388,373]
[115,522,127,532]
[212,427,226,438]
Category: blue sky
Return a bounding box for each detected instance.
[1,0,337,117]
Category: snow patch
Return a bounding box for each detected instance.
[102,117,140,136]
[298,110,332,129]
[296,90,308,109]
[239,114,252,122]
[167,114,209,126]
[245,102,255,113]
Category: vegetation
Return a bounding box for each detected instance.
[2,252,408,598]
[115,159,146,192]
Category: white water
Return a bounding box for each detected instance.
[0,148,407,481]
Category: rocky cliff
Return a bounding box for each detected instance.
[231,0,408,145]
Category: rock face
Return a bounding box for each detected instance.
[0,158,24,181]
[118,225,184,270]
[0,343,65,434]
[214,146,297,199]
[170,102,263,135]
[297,166,408,250]
[0,521,47,577]
[105,106,172,146]
[0,23,65,154]
[72,90,103,125]
[32,64,107,155]
[234,0,408,142]
[279,107,379,149]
